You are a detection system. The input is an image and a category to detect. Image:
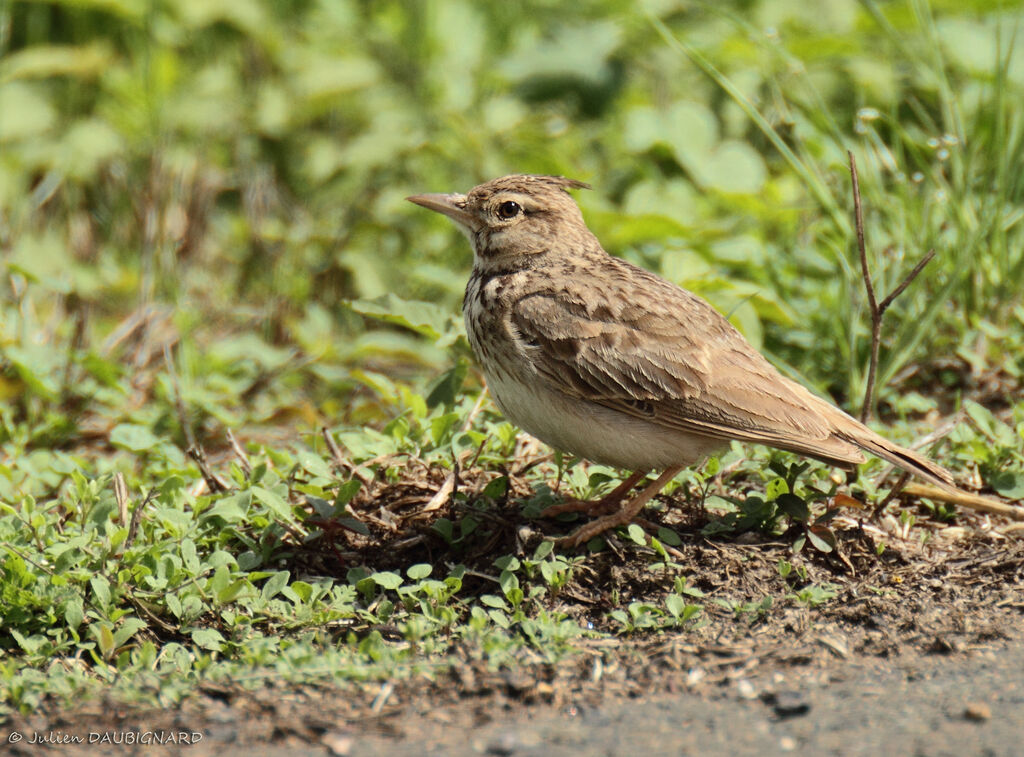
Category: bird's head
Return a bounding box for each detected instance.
[407,174,596,271]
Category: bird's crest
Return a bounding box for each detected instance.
[475,174,591,196]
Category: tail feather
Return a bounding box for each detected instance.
[839,428,956,490]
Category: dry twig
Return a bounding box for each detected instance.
[871,469,912,520]
[422,467,457,514]
[226,429,252,476]
[900,482,1024,521]
[321,426,374,486]
[461,388,488,433]
[164,343,197,449]
[187,445,229,493]
[113,472,130,526]
[125,489,156,551]
[849,151,936,422]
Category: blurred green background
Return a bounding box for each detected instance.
[2,0,1023,443]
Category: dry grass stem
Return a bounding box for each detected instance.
[849,151,937,423]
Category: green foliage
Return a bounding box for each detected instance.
[700,460,844,555]
[2,0,1023,401]
[714,595,774,621]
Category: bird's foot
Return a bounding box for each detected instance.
[540,497,618,518]
[539,470,647,519]
[553,465,684,548]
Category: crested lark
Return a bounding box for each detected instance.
[408,174,955,547]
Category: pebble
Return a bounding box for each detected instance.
[321,731,353,756]
[964,702,991,721]
[480,728,542,755]
[772,690,811,718]
[736,678,757,699]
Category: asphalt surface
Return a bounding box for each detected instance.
[344,640,1022,757]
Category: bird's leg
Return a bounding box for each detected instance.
[540,469,648,518]
[556,465,685,548]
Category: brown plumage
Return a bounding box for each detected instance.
[408,174,955,546]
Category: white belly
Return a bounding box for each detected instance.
[485,370,724,471]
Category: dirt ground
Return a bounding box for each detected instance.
[4,493,1022,757]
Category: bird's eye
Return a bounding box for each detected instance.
[496,201,522,220]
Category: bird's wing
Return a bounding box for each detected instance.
[509,267,869,467]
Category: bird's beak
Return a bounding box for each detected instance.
[406,193,479,232]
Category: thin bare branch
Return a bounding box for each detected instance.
[871,470,911,520]
[164,343,197,449]
[849,151,936,423]
[321,426,374,486]
[113,472,130,526]
[850,151,877,314]
[878,250,936,314]
[226,429,252,476]
[187,445,229,493]
[126,488,157,551]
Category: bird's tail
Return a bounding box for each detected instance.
[838,425,956,491]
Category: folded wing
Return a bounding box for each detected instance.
[510,261,953,488]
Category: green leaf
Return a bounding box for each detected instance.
[665,594,687,618]
[2,43,115,83]
[217,578,250,604]
[500,20,621,85]
[262,570,290,600]
[112,617,148,648]
[533,540,554,560]
[109,424,161,452]
[64,597,84,629]
[252,486,291,518]
[703,456,721,478]
[297,451,333,479]
[292,54,379,99]
[657,527,682,546]
[165,594,182,618]
[90,576,111,609]
[493,556,520,571]
[695,140,767,194]
[0,82,56,140]
[430,412,461,446]
[333,479,362,507]
[609,609,630,627]
[191,628,225,652]
[427,360,468,408]
[407,564,432,580]
[93,623,115,658]
[777,494,810,522]
[336,517,370,536]
[348,295,457,342]
[482,476,508,499]
[305,496,333,518]
[431,518,454,543]
[989,471,1024,500]
[766,478,789,500]
[370,571,403,590]
[806,526,836,553]
[181,538,200,574]
[498,570,519,597]
[203,492,250,523]
[626,524,646,545]
[287,581,313,603]
[480,594,507,609]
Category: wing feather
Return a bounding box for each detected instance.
[510,261,869,467]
